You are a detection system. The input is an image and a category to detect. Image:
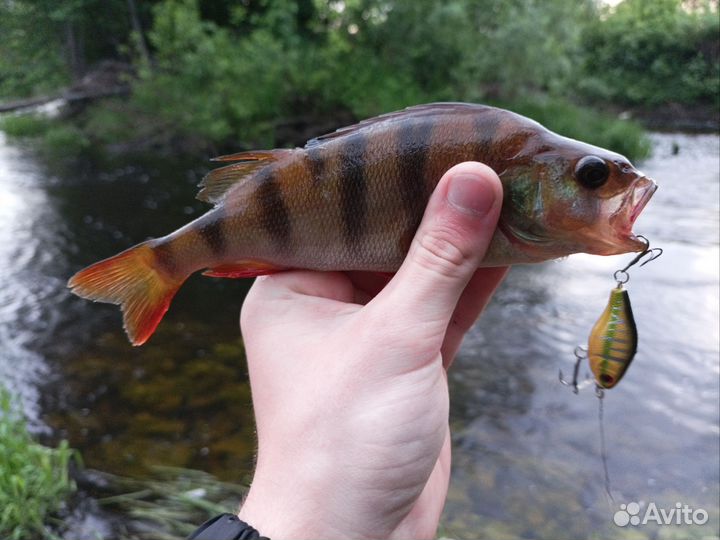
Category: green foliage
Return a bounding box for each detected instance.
[453,0,594,100]
[580,0,720,106]
[120,0,650,155]
[0,113,90,158]
[0,1,69,97]
[300,0,596,107]
[132,0,288,145]
[0,0,154,99]
[0,386,78,540]
[96,466,248,539]
[42,123,91,156]
[0,114,54,137]
[501,97,652,160]
[5,0,712,161]
[128,0,433,145]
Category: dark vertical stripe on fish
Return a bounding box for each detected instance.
[257,171,292,249]
[397,119,433,229]
[198,210,226,256]
[473,111,503,169]
[306,146,325,183]
[339,133,368,247]
[152,241,179,275]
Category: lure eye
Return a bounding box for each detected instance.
[599,374,614,386]
[575,156,610,189]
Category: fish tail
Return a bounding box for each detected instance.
[67,242,186,346]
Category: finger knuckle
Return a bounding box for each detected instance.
[414,228,472,278]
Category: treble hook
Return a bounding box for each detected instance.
[613,236,663,284]
[559,346,586,394]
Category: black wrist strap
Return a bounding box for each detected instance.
[187,513,270,540]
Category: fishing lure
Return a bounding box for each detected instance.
[560,237,662,501]
[560,236,662,394]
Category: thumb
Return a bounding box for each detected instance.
[375,161,502,341]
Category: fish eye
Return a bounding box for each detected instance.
[575,156,609,189]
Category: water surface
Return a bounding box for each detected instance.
[0,131,717,538]
[443,133,719,539]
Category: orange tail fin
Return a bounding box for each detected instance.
[67,242,185,346]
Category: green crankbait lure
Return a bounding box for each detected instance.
[560,236,662,394]
[587,285,637,389]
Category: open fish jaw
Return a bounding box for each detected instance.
[605,176,658,253]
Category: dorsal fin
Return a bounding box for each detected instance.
[305,103,490,147]
[198,149,293,205]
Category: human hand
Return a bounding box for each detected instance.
[237,162,506,539]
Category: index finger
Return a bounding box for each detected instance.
[441,266,508,369]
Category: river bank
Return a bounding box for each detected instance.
[618,102,719,133]
[0,91,655,164]
[2,84,716,156]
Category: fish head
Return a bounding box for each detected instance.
[498,135,657,260]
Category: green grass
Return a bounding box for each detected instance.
[41,124,91,155]
[0,114,54,137]
[0,386,78,540]
[0,113,91,157]
[96,465,249,540]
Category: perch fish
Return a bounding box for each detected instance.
[68,103,657,345]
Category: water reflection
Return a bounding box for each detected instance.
[0,131,717,538]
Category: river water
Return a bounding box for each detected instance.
[0,131,717,539]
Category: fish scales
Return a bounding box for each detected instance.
[212,111,437,270]
[198,209,227,256]
[68,103,657,345]
[255,169,292,250]
[249,106,496,271]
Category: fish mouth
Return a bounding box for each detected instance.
[497,174,658,260]
[605,175,657,253]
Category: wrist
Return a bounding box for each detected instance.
[238,459,347,540]
[237,491,293,540]
[189,513,268,540]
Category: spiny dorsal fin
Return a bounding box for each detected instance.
[198,149,293,205]
[305,103,490,147]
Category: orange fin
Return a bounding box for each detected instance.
[202,261,285,279]
[198,149,294,205]
[67,242,185,346]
